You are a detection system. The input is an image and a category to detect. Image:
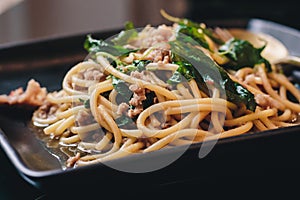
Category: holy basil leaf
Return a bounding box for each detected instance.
[79,98,90,109]
[126,60,152,73]
[167,61,195,85]
[167,71,185,85]
[176,24,210,50]
[112,76,132,100]
[125,21,135,30]
[132,60,151,72]
[218,38,271,71]
[112,21,138,46]
[169,39,256,111]
[175,61,195,81]
[84,34,137,56]
[160,9,224,45]
[115,115,136,129]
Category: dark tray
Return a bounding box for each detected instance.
[1,19,300,197]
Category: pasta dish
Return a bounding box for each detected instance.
[29,10,300,168]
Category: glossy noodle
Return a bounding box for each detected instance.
[31,10,300,168]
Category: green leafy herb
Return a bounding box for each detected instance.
[84,34,137,56]
[218,38,271,71]
[79,98,90,109]
[160,9,224,45]
[112,76,132,100]
[167,61,196,84]
[132,60,151,72]
[112,21,138,46]
[125,21,135,30]
[125,60,152,73]
[169,39,256,111]
[115,115,136,129]
[176,24,210,50]
[167,71,185,84]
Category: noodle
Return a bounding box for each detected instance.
[31,13,300,168]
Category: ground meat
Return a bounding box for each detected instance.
[128,106,144,118]
[72,84,87,92]
[0,79,47,107]
[82,68,106,81]
[143,48,171,63]
[66,152,80,168]
[255,94,285,110]
[129,84,146,107]
[75,110,95,126]
[130,71,149,81]
[117,102,129,115]
[35,102,59,119]
[129,24,174,48]
[127,84,147,118]
[72,68,106,92]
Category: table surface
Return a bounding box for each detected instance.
[2,146,300,199]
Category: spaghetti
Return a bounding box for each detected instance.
[31,11,300,168]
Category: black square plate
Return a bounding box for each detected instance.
[1,19,300,194]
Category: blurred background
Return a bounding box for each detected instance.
[0,0,299,46]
